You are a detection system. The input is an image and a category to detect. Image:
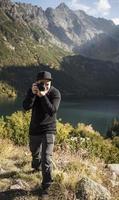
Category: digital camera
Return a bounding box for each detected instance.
[37,82,45,91]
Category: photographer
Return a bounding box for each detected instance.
[23,71,61,195]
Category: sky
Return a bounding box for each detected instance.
[14,0,119,25]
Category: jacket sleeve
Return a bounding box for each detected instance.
[22,88,36,111]
[40,89,61,116]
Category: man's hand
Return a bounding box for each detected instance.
[32,83,38,95]
[32,80,51,97]
[37,89,49,97]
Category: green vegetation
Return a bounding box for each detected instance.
[1,137,119,200]
[69,123,119,163]
[0,9,70,68]
[0,111,119,199]
[0,111,119,163]
[0,81,17,97]
[0,111,30,145]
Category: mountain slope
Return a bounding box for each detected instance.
[78,30,119,62]
[0,2,70,67]
[61,54,119,97]
[0,55,119,98]
[1,0,119,65]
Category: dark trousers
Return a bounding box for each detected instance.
[29,133,55,188]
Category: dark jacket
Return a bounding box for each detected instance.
[23,86,61,135]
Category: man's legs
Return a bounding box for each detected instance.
[29,135,42,170]
[41,133,55,190]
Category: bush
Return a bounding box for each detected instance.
[56,120,73,144]
[0,112,119,163]
[0,116,7,138]
[0,111,30,145]
[0,81,17,98]
[68,123,119,163]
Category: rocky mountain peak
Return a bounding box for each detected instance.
[45,3,70,18]
[16,2,44,17]
[56,3,70,10]
[0,0,119,62]
[45,7,54,16]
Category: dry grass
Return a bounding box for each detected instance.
[0,139,119,200]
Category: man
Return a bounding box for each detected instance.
[23,71,61,195]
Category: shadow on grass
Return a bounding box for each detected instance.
[0,187,42,200]
[14,161,29,168]
[0,171,18,179]
[0,171,43,199]
[0,169,41,179]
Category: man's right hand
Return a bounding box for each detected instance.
[32,83,38,95]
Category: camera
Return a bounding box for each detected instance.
[37,82,45,91]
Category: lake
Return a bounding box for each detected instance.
[0,96,119,135]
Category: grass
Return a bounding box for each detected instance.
[0,138,119,199]
[0,9,71,68]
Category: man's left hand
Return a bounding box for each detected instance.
[37,89,48,97]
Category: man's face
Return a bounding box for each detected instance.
[36,79,51,91]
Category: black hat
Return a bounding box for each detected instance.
[36,71,52,81]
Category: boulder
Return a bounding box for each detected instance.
[108,164,119,176]
[10,179,29,190]
[76,177,111,200]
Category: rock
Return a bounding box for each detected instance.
[111,172,117,181]
[10,179,29,190]
[0,167,6,174]
[10,184,22,190]
[76,177,111,200]
[108,164,119,176]
[15,179,29,187]
[0,0,12,8]
[110,180,119,187]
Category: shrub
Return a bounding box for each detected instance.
[0,116,7,138]
[7,111,31,145]
[56,120,73,144]
[68,123,119,163]
[0,81,17,98]
[0,112,119,163]
[0,111,30,145]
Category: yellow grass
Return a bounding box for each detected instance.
[0,139,119,200]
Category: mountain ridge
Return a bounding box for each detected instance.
[1,0,119,62]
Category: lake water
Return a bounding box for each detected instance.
[0,96,119,135]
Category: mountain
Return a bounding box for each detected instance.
[0,55,119,98]
[0,0,70,67]
[45,4,119,62]
[78,28,119,63]
[61,54,119,97]
[0,0,119,65]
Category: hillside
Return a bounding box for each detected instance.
[0,56,119,98]
[0,3,70,67]
[0,115,119,200]
[61,55,119,97]
[0,110,119,199]
[0,139,115,200]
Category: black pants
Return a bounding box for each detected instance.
[29,133,55,188]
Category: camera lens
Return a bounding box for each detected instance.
[37,83,45,91]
